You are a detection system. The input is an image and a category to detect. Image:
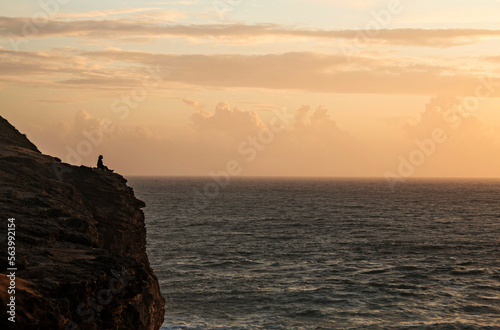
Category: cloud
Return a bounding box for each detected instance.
[235,101,285,112]
[19,97,500,178]
[2,16,500,47]
[24,101,370,176]
[191,101,265,140]
[262,105,376,176]
[182,98,203,111]
[78,49,500,96]
[392,96,500,178]
[182,100,374,176]
[74,110,101,132]
[306,0,390,9]
[130,10,187,22]
[148,1,196,5]
[404,96,466,140]
[2,47,500,96]
[51,8,173,19]
[34,98,77,104]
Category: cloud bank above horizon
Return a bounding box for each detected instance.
[1,0,500,178]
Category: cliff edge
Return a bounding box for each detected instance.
[0,116,165,329]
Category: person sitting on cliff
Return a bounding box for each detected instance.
[97,155,114,172]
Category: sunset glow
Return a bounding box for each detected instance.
[2,0,500,178]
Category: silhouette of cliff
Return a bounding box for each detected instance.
[0,116,165,329]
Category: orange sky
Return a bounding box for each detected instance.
[1,0,500,179]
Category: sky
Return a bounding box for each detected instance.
[1,0,500,179]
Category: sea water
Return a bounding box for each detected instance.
[128,177,500,329]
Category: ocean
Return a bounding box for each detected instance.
[128,177,500,329]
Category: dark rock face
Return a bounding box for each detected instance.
[0,116,165,329]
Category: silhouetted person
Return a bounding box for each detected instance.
[97,155,113,172]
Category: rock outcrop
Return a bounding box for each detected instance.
[0,115,165,329]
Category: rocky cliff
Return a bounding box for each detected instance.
[0,115,165,329]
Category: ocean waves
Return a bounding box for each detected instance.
[130,177,500,329]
